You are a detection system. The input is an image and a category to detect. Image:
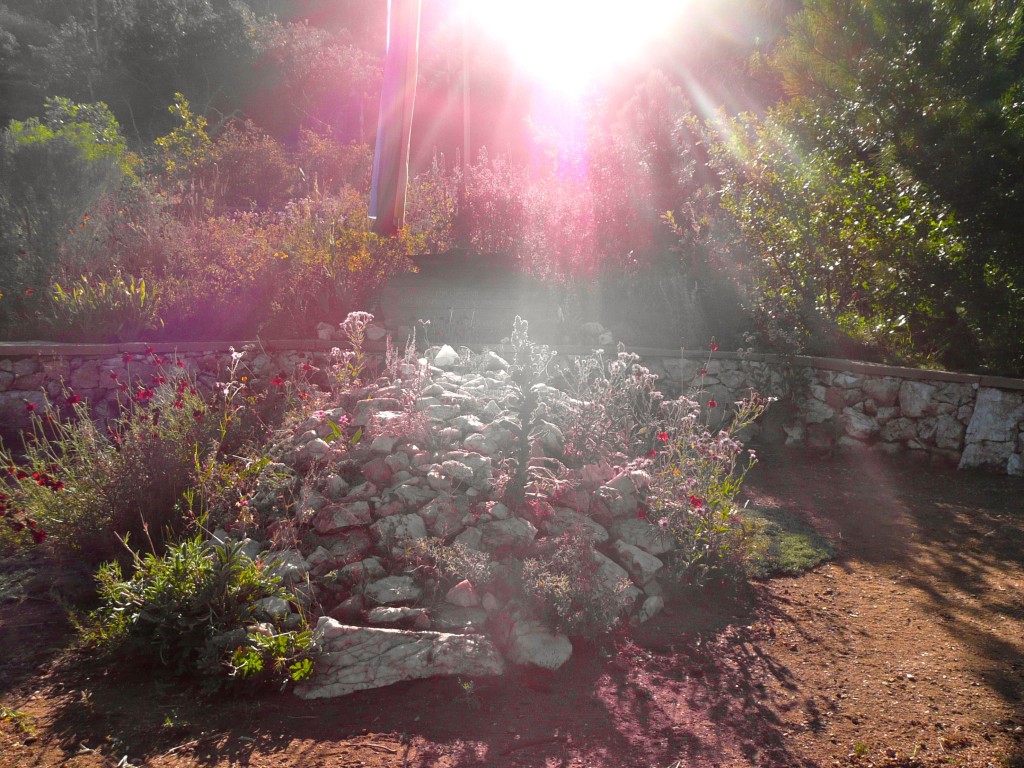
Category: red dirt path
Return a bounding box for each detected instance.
[2,445,1022,767]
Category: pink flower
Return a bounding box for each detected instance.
[709,340,719,352]
[658,517,669,529]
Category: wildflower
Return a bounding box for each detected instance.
[151,374,166,386]
[154,356,164,365]
[31,528,47,544]
[645,449,657,458]
[109,371,119,381]
[65,392,82,405]
[145,345,156,356]
[229,346,244,362]
[636,506,647,520]
[301,362,315,373]
[656,431,669,442]
[270,375,286,387]
[688,495,704,508]
[658,517,669,529]
[23,399,36,412]
[176,360,185,368]
[193,409,203,422]
[699,368,707,376]
[122,353,133,365]
[709,340,718,352]
[707,400,718,408]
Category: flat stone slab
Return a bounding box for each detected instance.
[296,618,505,699]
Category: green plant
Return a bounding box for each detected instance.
[0,705,34,735]
[520,527,630,639]
[43,273,162,342]
[86,536,314,692]
[741,507,835,579]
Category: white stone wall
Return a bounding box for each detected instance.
[2,342,1023,475]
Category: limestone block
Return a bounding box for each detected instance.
[365,575,422,606]
[506,618,572,670]
[964,388,1024,444]
[612,541,664,586]
[609,518,673,556]
[478,518,537,552]
[862,377,900,407]
[296,619,505,699]
[842,407,877,441]
[899,380,937,418]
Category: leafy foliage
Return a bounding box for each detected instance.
[86,536,314,692]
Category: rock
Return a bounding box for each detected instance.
[609,518,672,556]
[445,579,481,607]
[802,399,835,424]
[270,550,309,584]
[545,508,610,545]
[479,350,509,371]
[361,458,393,487]
[419,495,466,538]
[255,596,292,620]
[964,388,1024,444]
[959,440,1015,471]
[592,551,642,605]
[453,526,484,552]
[313,502,372,535]
[880,417,917,443]
[330,557,386,588]
[632,595,665,625]
[862,377,901,407]
[303,438,331,460]
[367,606,425,625]
[612,541,664,586]
[431,604,489,632]
[899,380,936,418]
[506,618,573,670]
[1008,453,1024,477]
[842,407,877,441]
[297,618,505,699]
[327,595,363,623]
[478,518,537,552]
[391,483,437,510]
[365,575,422,606]
[324,474,350,500]
[371,513,428,552]
[370,434,400,454]
[433,345,461,368]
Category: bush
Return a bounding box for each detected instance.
[85,536,314,692]
[40,273,162,342]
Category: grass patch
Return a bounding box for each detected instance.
[742,506,835,578]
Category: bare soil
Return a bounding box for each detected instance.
[2,446,1023,768]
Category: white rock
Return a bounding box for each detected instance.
[478,518,537,551]
[610,518,672,556]
[632,595,665,625]
[367,606,425,624]
[506,618,572,670]
[432,605,489,632]
[365,575,422,605]
[296,618,505,699]
[434,345,461,368]
[842,407,877,441]
[371,513,427,551]
[445,579,481,607]
[964,388,1024,443]
[612,541,664,586]
[899,380,937,418]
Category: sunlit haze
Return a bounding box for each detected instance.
[462,1,687,96]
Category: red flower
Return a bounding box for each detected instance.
[66,393,82,405]
[109,371,119,381]
[636,506,647,519]
[176,361,185,368]
[193,410,203,422]
[31,528,47,544]
[172,399,184,409]
[122,353,133,365]
[23,399,36,412]
[151,374,166,386]
[709,340,719,352]
[154,357,164,365]
[656,431,669,442]
[145,345,155,356]
[699,368,707,376]
[270,375,285,387]
[645,449,657,458]
[688,495,704,508]
[707,400,718,408]
[301,363,314,373]
[7,519,24,532]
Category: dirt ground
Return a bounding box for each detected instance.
[2,445,1023,768]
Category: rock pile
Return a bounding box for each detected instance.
[229,345,675,698]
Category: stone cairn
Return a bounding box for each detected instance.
[222,342,672,699]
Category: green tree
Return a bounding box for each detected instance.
[768,0,1024,373]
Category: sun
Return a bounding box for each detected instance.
[463,0,687,96]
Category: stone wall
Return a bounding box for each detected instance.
[1,341,1022,475]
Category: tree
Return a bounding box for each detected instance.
[767,0,1024,373]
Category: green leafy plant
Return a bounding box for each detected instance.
[86,536,314,692]
[43,273,162,342]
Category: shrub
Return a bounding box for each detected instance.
[200,120,297,212]
[41,273,162,342]
[86,536,314,692]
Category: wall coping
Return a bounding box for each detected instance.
[2,340,1023,392]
